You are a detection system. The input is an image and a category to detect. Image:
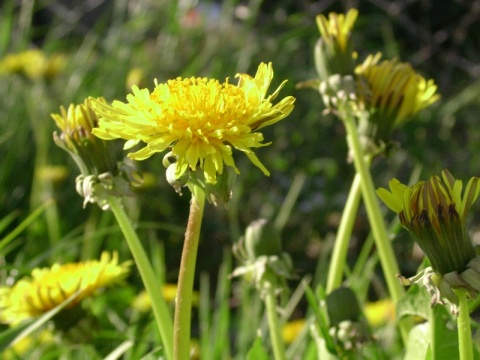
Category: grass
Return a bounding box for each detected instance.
[1,1,480,359]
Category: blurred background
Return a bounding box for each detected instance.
[1,0,480,312]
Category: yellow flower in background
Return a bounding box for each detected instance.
[316,9,358,52]
[282,319,306,344]
[0,49,66,80]
[364,299,395,327]
[132,284,199,312]
[92,62,295,184]
[355,53,439,141]
[0,252,131,325]
[315,9,358,82]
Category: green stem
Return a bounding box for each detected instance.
[342,113,409,342]
[264,282,287,360]
[108,196,173,360]
[429,302,437,360]
[326,172,363,293]
[453,288,474,360]
[174,185,206,360]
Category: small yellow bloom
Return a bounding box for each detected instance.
[364,299,395,327]
[92,62,295,184]
[132,284,199,312]
[0,49,66,80]
[315,9,358,82]
[0,252,131,324]
[3,329,54,360]
[355,53,439,141]
[282,319,306,344]
[316,9,358,52]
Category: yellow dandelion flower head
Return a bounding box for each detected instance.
[316,9,358,52]
[355,53,440,127]
[92,62,295,184]
[0,252,131,325]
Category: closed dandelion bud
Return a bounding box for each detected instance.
[245,219,282,259]
[378,170,480,312]
[315,9,358,82]
[52,98,142,209]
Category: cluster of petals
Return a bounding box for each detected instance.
[92,62,295,184]
[0,252,131,324]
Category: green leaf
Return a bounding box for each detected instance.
[404,323,429,360]
[246,336,270,360]
[397,284,431,320]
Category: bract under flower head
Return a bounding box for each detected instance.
[355,53,439,142]
[377,170,480,275]
[92,62,295,184]
[0,252,131,325]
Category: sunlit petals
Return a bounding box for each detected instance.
[92,62,295,184]
[0,252,131,325]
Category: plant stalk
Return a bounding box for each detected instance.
[108,196,173,360]
[326,172,363,293]
[264,281,287,360]
[174,185,206,360]
[453,288,474,360]
[342,112,408,342]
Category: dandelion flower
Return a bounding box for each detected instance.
[378,171,480,309]
[92,62,295,184]
[0,252,131,325]
[355,53,439,142]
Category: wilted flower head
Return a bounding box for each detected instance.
[91,62,295,185]
[52,98,142,209]
[315,9,358,81]
[0,49,66,80]
[0,252,131,325]
[355,53,439,142]
[378,170,480,311]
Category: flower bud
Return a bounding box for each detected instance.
[245,219,282,259]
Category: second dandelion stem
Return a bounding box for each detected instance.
[342,112,409,342]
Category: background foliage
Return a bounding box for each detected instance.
[1,0,480,358]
